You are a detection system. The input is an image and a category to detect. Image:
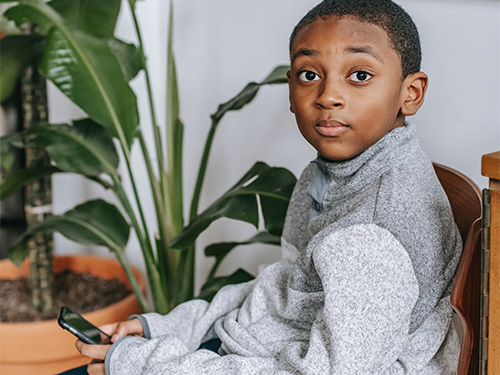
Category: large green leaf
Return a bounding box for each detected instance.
[211,65,290,123]
[24,119,119,177]
[9,199,130,266]
[205,231,281,259]
[171,194,259,250]
[235,165,296,236]
[261,65,289,84]
[198,268,254,302]
[5,0,121,37]
[0,134,16,173]
[5,1,58,34]
[0,165,61,200]
[236,163,296,200]
[203,231,281,278]
[107,38,143,82]
[170,162,296,249]
[48,0,142,81]
[6,0,139,150]
[1,131,60,201]
[48,0,121,38]
[260,195,289,236]
[43,28,138,149]
[165,0,184,235]
[0,34,45,101]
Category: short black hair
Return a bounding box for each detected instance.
[289,0,421,77]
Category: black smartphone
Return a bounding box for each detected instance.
[58,306,112,345]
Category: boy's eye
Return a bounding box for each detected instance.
[349,71,372,83]
[298,71,320,82]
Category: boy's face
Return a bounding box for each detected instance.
[288,16,413,161]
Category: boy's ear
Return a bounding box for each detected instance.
[400,72,428,116]
[287,70,295,114]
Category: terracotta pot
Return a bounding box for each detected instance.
[0,255,146,375]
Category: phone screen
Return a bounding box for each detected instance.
[58,306,110,344]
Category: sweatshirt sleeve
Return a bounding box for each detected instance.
[106,334,284,375]
[140,279,256,349]
[277,223,419,374]
[105,280,288,375]
[105,278,258,374]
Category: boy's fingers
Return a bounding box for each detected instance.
[98,322,121,344]
[112,318,143,342]
[98,322,119,336]
[87,359,106,375]
[99,331,111,344]
[75,340,110,360]
[112,321,128,342]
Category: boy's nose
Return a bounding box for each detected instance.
[315,81,345,109]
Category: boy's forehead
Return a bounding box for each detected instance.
[291,16,396,61]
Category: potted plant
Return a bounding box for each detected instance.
[0,0,295,371]
[0,255,146,374]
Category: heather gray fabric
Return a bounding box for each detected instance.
[106,123,461,374]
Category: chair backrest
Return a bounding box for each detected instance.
[433,163,482,243]
[433,163,482,375]
[451,219,482,375]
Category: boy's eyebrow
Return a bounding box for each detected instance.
[291,46,383,63]
[291,48,319,63]
[344,46,383,62]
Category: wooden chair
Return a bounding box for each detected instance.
[433,163,482,375]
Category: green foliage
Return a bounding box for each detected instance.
[202,231,281,287]
[198,269,254,302]
[0,0,295,313]
[211,65,289,123]
[171,162,296,250]
[0,165,61,200]
[6,0,140,150]
[9,199,130,266]
[27,120,119,177]
[0,34,45,101]
[48,0,121,38]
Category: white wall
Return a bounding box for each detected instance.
[51,0,500,292]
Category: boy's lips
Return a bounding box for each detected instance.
[315,120,350,137]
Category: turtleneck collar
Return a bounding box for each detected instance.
[316,122,417,179]
[307,123,418,219]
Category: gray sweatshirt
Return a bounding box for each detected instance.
[106,123,461,374]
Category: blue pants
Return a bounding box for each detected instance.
[57,365,89,375]
[57,339,222,374]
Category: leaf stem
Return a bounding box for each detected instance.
[189,118,219,220]
[112,246,149,313]
[127,0,166,188]
[137,133,172,302]
[112,174,169,312]
[206,256,222,282]
[124,0,176,314]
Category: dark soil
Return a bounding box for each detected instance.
[0,269,131,322]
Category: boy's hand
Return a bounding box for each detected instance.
[75,318,144,374]
[75,341,108,375]
[99,318,144,343]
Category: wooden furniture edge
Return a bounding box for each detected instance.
[482,150,500,375]
[482,151,500,183]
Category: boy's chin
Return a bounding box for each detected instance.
[317,149,362,162]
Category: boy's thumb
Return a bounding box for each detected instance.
[111,333,121,343]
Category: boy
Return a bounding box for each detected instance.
[76,0,461,373]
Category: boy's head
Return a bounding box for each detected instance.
[287,0,428,161]
[290,0,422,78]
